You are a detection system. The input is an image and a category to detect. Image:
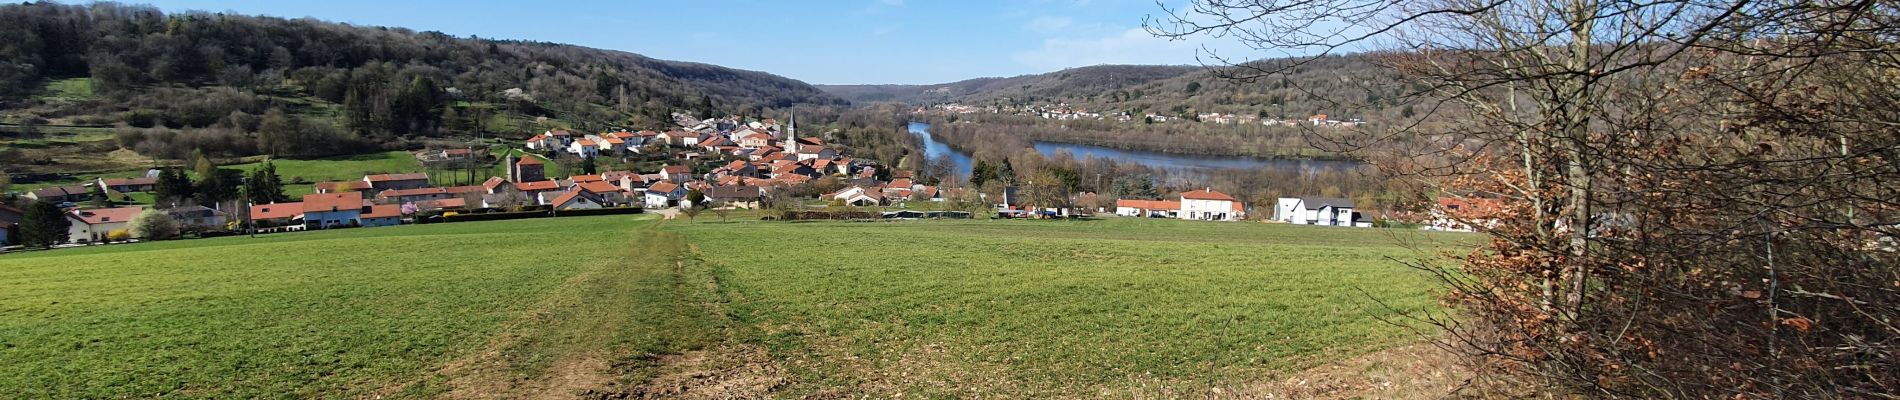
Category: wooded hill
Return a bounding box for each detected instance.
[0,2,843,161]
[817,64,1198,105]
[820,55,1413,122]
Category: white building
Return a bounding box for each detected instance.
[1179,188,1243,221]
[1275,197,1367,227]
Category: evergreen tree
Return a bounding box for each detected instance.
[581,156,598,175]
[19,201,70,247]
[194,168,244,207]
[245,162,289,204]
[154,168,194,207]
[995,158,1016,185]
[969,160,994,189]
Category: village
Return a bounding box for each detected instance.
[0,113,1492,249]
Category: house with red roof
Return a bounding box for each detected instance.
[360,204,403,227]
[249,202,305,231]
[644,181,683,208]
[65,206,144,243]
[1180,188,1243,221]
[545,190,605,211]
[568,139,601,157]
[514,180,564,199]
[1115,199,1182,218]
[303,192,367,229]
[660,165,694,183]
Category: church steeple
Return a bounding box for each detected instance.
[783,110,797,154]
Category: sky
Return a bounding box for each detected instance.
[133,0,1257,85]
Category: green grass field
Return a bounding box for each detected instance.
[0,215,1464,398]
[666,216,1452,397]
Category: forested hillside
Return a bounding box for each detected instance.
[818,65,1197,105]
[0,2,842,166]
[821,55,1411,122]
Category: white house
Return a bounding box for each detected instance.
[1114,199,1180,218]
[65,207,143,243]
[568,139,601,157]
[1275,197,1363,226]
[829,186,884,206]
[643,181,683,209]
[1179,188,1243,221]
[546,190,605,211]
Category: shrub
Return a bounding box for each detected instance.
[128,209,179,240]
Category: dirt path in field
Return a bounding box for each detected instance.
[371,220,783,400]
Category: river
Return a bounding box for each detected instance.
[908,121,1359,175]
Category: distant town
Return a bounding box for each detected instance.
[0,110,1486,250]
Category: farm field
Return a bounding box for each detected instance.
[0,214,1468,398]
[665,216,1458,397]
[0,215,716,398]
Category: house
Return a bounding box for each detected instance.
[524,133,561,150]
[546,190,605,211]
[644,181,683,208]
[375,187,457,204]
[482,176,514,194]
[706,185,763,209]
[249,202,304,231]
[1275,197,1359,226]
[0,204,22,245]
[515,180,564,199]
[1115,199,1182,218]
[660,165,694,182]
[65,207,143,243]
[1429,196,1504,232]
[575,180,628,205]
[166,205,227,230]
[1180,188,1243,221]
[659,130,699,147]
[97,177,158,193]
[416,148,480,162]
[568,139,601,157]
[315,180,371,194]
[363,173,431,193]
[795,145,836,161]
[360,204,403,227]
[599,137,627,154]
[27,185,90,203]
[830,186,884,206]
[303,192,367,229]
[415,197,468,211]
[739,132,774,148]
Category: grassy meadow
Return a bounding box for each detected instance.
[667,216,1456,397]
[0,214,1467,398]
[0,215,714,398]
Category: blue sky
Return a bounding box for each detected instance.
[134,0,1255,85]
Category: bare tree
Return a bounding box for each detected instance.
[1154,1,1900,397]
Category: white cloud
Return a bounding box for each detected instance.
[1025,16,1074,33]
[1013,28,1218,70]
